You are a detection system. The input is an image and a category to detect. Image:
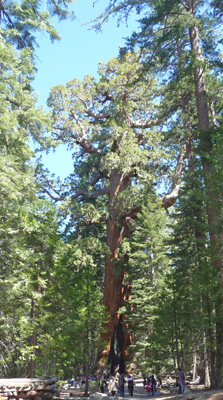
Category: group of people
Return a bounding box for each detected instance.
[144,369,185,396]
[100,374,135,397]
[145,375,157,396]
[100,368,185,397]
[67,376,86,387]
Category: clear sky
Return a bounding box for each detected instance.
[33,0,139,179]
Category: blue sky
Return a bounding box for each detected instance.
[33,0,139,179]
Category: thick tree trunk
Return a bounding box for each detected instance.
[101,170,132,374]
[189,19,223,387]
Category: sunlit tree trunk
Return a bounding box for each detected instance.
[101,171,132,374]
[193,353,197,381]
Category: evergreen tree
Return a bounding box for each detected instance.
[0,0,75,50]
[37,236,105,379]
[0,34,58,377]
[46,52,164,373]
[0,200,61,377]
[94,0,223,386]
[120,198,171,374]
[167,168,215,385]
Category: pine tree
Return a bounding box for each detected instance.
[120,198,171,374]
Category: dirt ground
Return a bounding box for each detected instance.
[154,389,223,400]
[59,385,223,400]
[133,384,223,400]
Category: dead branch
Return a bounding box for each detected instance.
[129,119,155,129]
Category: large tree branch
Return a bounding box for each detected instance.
[76,95,110,120]
[69,112,106,155]
[40,171,109,202]
[40,187,64,201]
[70,111,87,139]
[81,186,110,200]
[76,138,106,155]
[162,152,185,211]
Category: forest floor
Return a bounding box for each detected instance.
[132,384,223,400]
[59,383,223,400]
[151,390,223,400]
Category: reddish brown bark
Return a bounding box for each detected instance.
[100,170,133,373]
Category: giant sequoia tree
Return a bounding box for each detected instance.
[47,52,163,373]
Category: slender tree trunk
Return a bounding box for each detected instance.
[203,331,211,388]
[192,213,211,388]
[180,341,185,373]
[193,353,197,381]
[84,267,90,397]
[27,299,37,378]
[179,43,211,386]
[84,359,89,397]
[207,299,216,387]
[27,256,42,378]
[173,293,180,369]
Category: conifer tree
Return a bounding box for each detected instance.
[46,52,164,373]
[94,0,223,385]
[0,0,75,50]
[120,198,171,374]
[167,168,215,385]
[0,34,58,377]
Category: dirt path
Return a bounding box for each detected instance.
[132,384,223,400]
[59,383,223,400]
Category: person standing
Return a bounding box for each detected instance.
[178,368,185,394]
[119,374,126,397]
[146,377,152,396]
[100,375,106,393]
[157,375,162,387]
[151,375,156,396]
[109,376,117,396]
[127,374,134,397]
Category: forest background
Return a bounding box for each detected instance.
[1,0,223,392]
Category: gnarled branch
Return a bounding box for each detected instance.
[162,152,185,211]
